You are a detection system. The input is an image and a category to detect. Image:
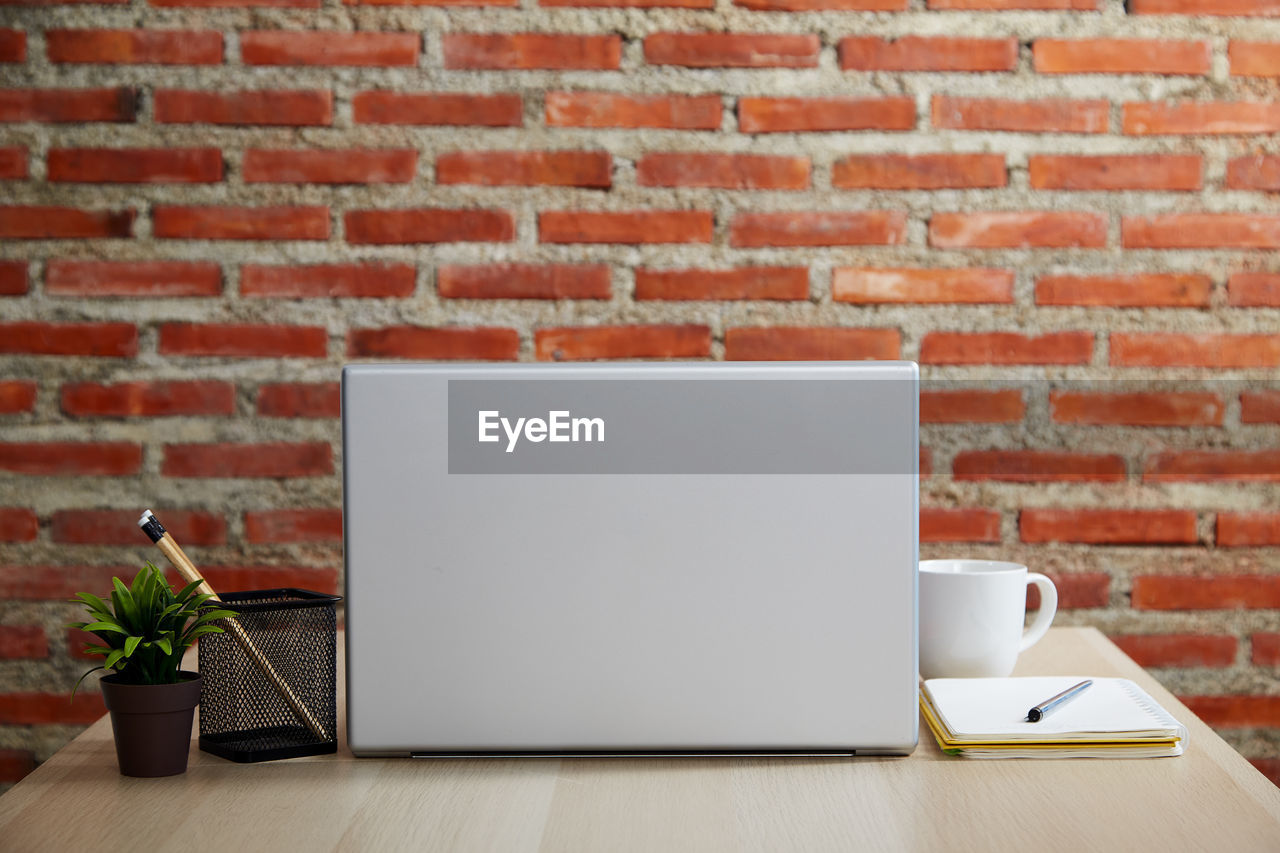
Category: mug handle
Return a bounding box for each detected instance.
[1019,572,1058,652]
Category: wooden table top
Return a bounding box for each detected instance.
[2,627,1279,852]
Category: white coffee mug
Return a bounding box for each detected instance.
[919,559,1058,679]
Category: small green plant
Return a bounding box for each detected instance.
[68,562,236,694]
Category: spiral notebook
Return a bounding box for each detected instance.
[920,677,1187,759]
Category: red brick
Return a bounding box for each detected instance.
[0,261,25,295]
[348,326,519,360]
[1028,573,1110,609]
[197,566,339,594]
[0,508,37,541]
[444,34,620,70]
[438,151,611,188]
[644,33,819,68]
[638,153,809,190]
[154,90,331,126]
[920,508,1002,543]
[0,30,24,62]
[731,211,906,247]
[2,564,316,601]
[724,327,900,361]
[1125,215,1280,248]
[0,626,47,659]
[930,212,1106,248]
[834,268,1014,304]
[1251,759,1280,786]
[244,509,342,543]
[346,209,514,244]
[241,31,417,66]
[1050,391,1223,426]
[1229,273,1280,306]
[0,88,137,123]
[739,97,915,133]
[67,628,99,661]
[0,146,24,178]
[1029,155,1201,191]
[1241,390,1280,422]
[952,450,1125,482]
[1218,513,1280,547]
[1020,509,1197,544]
[51,509,226,545]
[540,211,712,244]
[46,260,221,297]
[0,323,136,357]
[257,383,340,418]
[0,692,104,726]
[932,96,1108,133]
[536,325,711,361]
[164,442,332,478]
[546,0,712,6]
[1036,274,1212,307]
[61,380,233,417]
[840,36,1017,72]
[241,263,415,298]
[1226,156,1280,191]
[1112,634,1237,668]
[1124,102,1280,135]
[1183,696,1280,728]
[546,92,720,130]
[438,264,610,299]
[1230,42,1280,76]
[1145,450,1280,482]
[47,148,221,183]
[152,0,318,6]
[930,0,1095,7]
[0,206,133,239]
[1134,576,1280,610]
[921,332,1094,365]
[737,0,904,7]
[344,0,514,5]
[46,29,222,64]
[833,154,1005,189]
[0,565,122,601]
[0,382,36,413]
[1111,333,1280,367]
[154,206,329,241]
[159,323,327,358]
[0,442,141,475]
[1033,39,1210,75]
[353,92,522,126]
[0,750,35,784]
[243,149,415,184]
[635,267,808,301]
[920,389,1025,423]
[1253,633,1280,665]
[1130,0,1280,14]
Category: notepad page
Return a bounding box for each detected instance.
[923,677,1183,741]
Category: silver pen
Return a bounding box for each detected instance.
[1026,679,1093,722]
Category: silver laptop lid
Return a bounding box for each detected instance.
[343,362,918,755]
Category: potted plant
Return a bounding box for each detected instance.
[69,562,235,777]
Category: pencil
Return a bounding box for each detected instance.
[138,510,329,742]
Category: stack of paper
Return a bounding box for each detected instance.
[920,676,1187,759]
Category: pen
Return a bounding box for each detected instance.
[1026,679,1093,722]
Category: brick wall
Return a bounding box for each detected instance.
[1,0,1279,789]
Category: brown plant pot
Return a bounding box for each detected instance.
[100,671,202,778]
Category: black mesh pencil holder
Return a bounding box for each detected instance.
[198,589,341,763]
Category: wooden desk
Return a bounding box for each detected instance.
[2,627,1278,852]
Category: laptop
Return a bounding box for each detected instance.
[342,361,918,756]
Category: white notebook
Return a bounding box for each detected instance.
[921,677,1188,759]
